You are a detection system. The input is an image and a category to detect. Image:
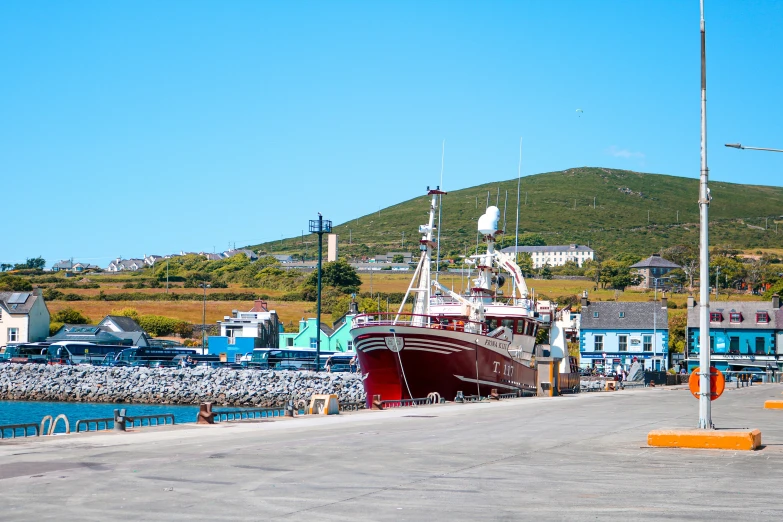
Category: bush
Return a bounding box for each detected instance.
[43,288,64,301]
[667,300,677,309]
[51,307,91,324]
[138,315,183,337]
[49,322,64,336]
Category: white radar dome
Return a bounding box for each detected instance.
[477,206,500,235]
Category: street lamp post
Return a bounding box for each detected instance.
[309,214,332,371]
[725,143,783,153]
[200,282,211,350]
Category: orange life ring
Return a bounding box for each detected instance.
[688,366,725,401]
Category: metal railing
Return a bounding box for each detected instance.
[75,418,114,433]
[213,408,285,422]
[128,414,175,428]
[338,401,365,412]
[74,413,175,432]
[0,423,40,439]
[380,397,436,408]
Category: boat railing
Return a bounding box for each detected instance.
[353,313,488,335]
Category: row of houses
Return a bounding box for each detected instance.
[106,249,260,272]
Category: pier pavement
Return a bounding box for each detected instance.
[2,384,783,521]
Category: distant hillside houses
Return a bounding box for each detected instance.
[52,260,100,273]
[105,249,262,271]
[500,244,594,269]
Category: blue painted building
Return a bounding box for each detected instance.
[686,295,782,371]
[579,295,669,371]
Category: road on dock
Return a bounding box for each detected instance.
[2,384,783,521]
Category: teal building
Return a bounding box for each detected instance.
[279,313,356,353]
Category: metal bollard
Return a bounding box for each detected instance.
[371,394,383,410]
[196,402,216,425]
[113,409,127,432]
[455,391,465,403]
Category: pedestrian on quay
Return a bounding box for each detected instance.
[350,356,357,373]
[325,356,333,373]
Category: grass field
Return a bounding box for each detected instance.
[47,273,766,336]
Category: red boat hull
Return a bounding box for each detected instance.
[352,325,536,407]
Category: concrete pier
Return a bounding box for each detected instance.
[2,384,783,520]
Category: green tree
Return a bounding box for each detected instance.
[392,254,405,263]
[0,275,33,291]
[51,307,91,324]
[0,263,11,272]
[540,264,553,280]
[305,259,362,294]
[668,312,687,354]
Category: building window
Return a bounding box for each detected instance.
[310,337,317,349]
[729,312,742,323]
[618,312,625,318]
[729,336,740,354]
[347,340,353,351]
[287,337,294,347]
[593,312,599,318]
[8,328,18,343]
[709,312,722,322]
[756,312,769,323]
[756,337,766,355]
[594,335,603,351]
[235,354,242,363]
[619,335,628,352]
[643,335,652,351]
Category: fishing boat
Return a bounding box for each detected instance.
[351,187,541,406]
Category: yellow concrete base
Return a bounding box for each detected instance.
[764,400,783,409]
[648,429,761,451]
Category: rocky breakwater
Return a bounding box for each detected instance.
[0,364,366,407]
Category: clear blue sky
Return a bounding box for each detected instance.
[1,1,781,267]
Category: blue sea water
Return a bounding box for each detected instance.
[0,401,203,434]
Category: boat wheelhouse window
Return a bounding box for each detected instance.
[515,320,525,335]
[488,319,499,331]
[501,319,514,330]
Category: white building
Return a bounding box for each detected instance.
[0,290,50,345]
[500,244,594,269]
[218,300,280,346]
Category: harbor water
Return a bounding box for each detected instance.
[0,401,203,434]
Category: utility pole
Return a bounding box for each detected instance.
[593,196,596,209]
[166,260,169,294]
[677,210,679,224]
[401,231,405,248]
[309,213,332,371]
[697,0,712,429]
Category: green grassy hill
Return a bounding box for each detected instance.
[251,167,783,259]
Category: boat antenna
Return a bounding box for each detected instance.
[435,139,445,282]
[513,137,522,298]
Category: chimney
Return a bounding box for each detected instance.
[661,293,667,309]
[580,290,589,308]
[773,294,780,310]
[687,295,695,309]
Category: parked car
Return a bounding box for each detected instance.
[329,363,352,373]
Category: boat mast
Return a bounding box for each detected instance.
[397,187,444,326]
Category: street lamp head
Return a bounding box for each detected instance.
[724,143,743,149]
